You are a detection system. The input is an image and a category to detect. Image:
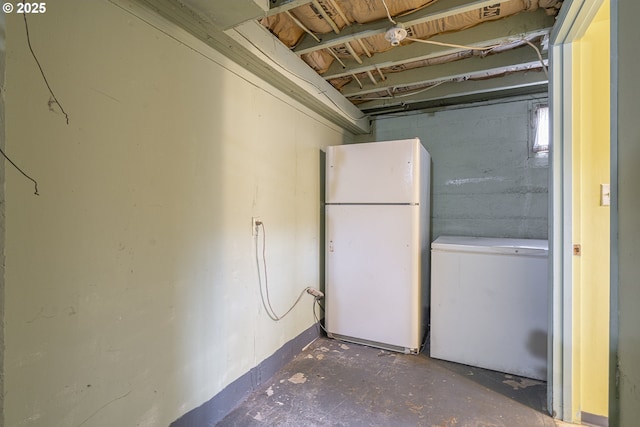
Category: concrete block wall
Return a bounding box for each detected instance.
[363,99,549,241]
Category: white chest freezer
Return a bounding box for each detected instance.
[430,236,548,380]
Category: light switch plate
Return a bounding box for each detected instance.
[601,184,611,206]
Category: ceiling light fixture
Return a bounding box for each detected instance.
[380,0,407,47]
[384,24,407,47]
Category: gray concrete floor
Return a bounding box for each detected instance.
[218,336,555,426]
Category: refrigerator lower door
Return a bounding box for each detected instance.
[325,204,422,353]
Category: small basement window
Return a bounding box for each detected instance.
[532,104,549,154]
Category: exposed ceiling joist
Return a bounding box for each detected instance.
[294,0,505,55]
[228,20,370,131]
[265,0,313,17]
[165,0,269,30]
[125,0,563,131]
[359,70,548,112]
[343,45,548,98]
[321,9,554,80]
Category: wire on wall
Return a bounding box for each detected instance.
[0,147,39,195]
[23,12,69,124]
[313,298,328,336]
[255,221,315,321]
[0,12,66,196]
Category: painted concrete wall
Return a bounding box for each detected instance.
[0,11,5,424]
[571,1,610,420]
[613,1,640,425]
[365,100,548,240]
[3,2,350,426]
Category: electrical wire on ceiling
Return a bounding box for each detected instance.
[380,0,548,79]
[407,36,548,76]
[406,36,504,52]
[353,45,548,103]
[380,0,397,25]
[379,1,517,67]
[523,39,549,77]
[354,80,448,101]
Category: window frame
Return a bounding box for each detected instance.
[528,100,550,166]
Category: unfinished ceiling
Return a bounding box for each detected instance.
[134,0,562,132]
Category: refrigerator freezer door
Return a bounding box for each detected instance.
[325,204,422,351]
[326,139,423,204]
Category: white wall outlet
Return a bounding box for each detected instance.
[601,184,611,206]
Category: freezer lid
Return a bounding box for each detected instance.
[431,235,548,256]
[326,138,428,204]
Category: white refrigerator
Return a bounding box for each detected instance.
[325,138,430,354]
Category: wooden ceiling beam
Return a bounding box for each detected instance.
[294,0,509,55]
[321,9,554,80]
[342,44,548,97]
[358,71,548,111]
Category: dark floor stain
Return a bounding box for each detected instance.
[217,337,555,427]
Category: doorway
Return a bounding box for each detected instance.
[550,0,610,423]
